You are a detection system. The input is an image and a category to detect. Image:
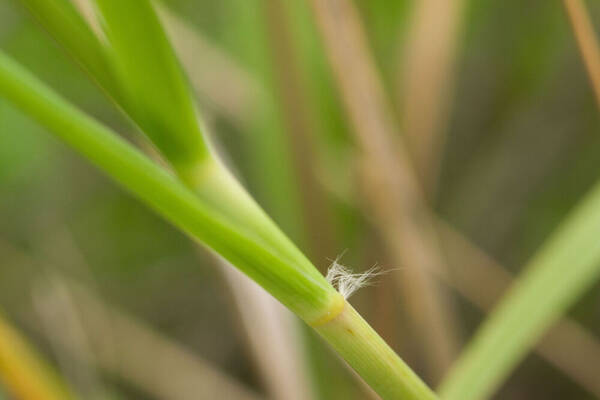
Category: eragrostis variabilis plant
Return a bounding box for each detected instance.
[0,0,436,399]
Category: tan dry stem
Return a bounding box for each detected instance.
[358,158,458,377]
[220,262,316,400]
[307,0,460,379]
[563,0,600,109]
[399,0,465,195]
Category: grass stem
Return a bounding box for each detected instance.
[0,49,437,400]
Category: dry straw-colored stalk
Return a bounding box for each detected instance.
[399,0,465,194]
[563,0,600,108]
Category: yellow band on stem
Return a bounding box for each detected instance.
[309,293,346,327]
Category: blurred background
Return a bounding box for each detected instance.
[1,0,600,399]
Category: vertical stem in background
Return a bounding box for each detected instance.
[307,0,459,380]
[262,0,336,266]
[219,264,315,400]
[399,0,465,195]
[563,0,600,109]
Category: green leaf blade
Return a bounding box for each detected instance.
[18,0,120,99]
[93,0,209,173]
[439,181,600,399]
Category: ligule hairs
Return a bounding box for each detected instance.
[325,254,384,299]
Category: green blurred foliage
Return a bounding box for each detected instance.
[1,0,600,398]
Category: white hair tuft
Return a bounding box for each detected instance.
[325,255,383,299]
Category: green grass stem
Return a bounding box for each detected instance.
[0,51,436,400]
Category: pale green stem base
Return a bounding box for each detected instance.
[313,299,438,400]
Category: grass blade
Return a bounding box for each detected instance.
[83,1,316,284]
[17,0,119,98]
[436,221,600,398]
[92,0,209,174]
[439,180,600,399]
[399,0,465,194]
